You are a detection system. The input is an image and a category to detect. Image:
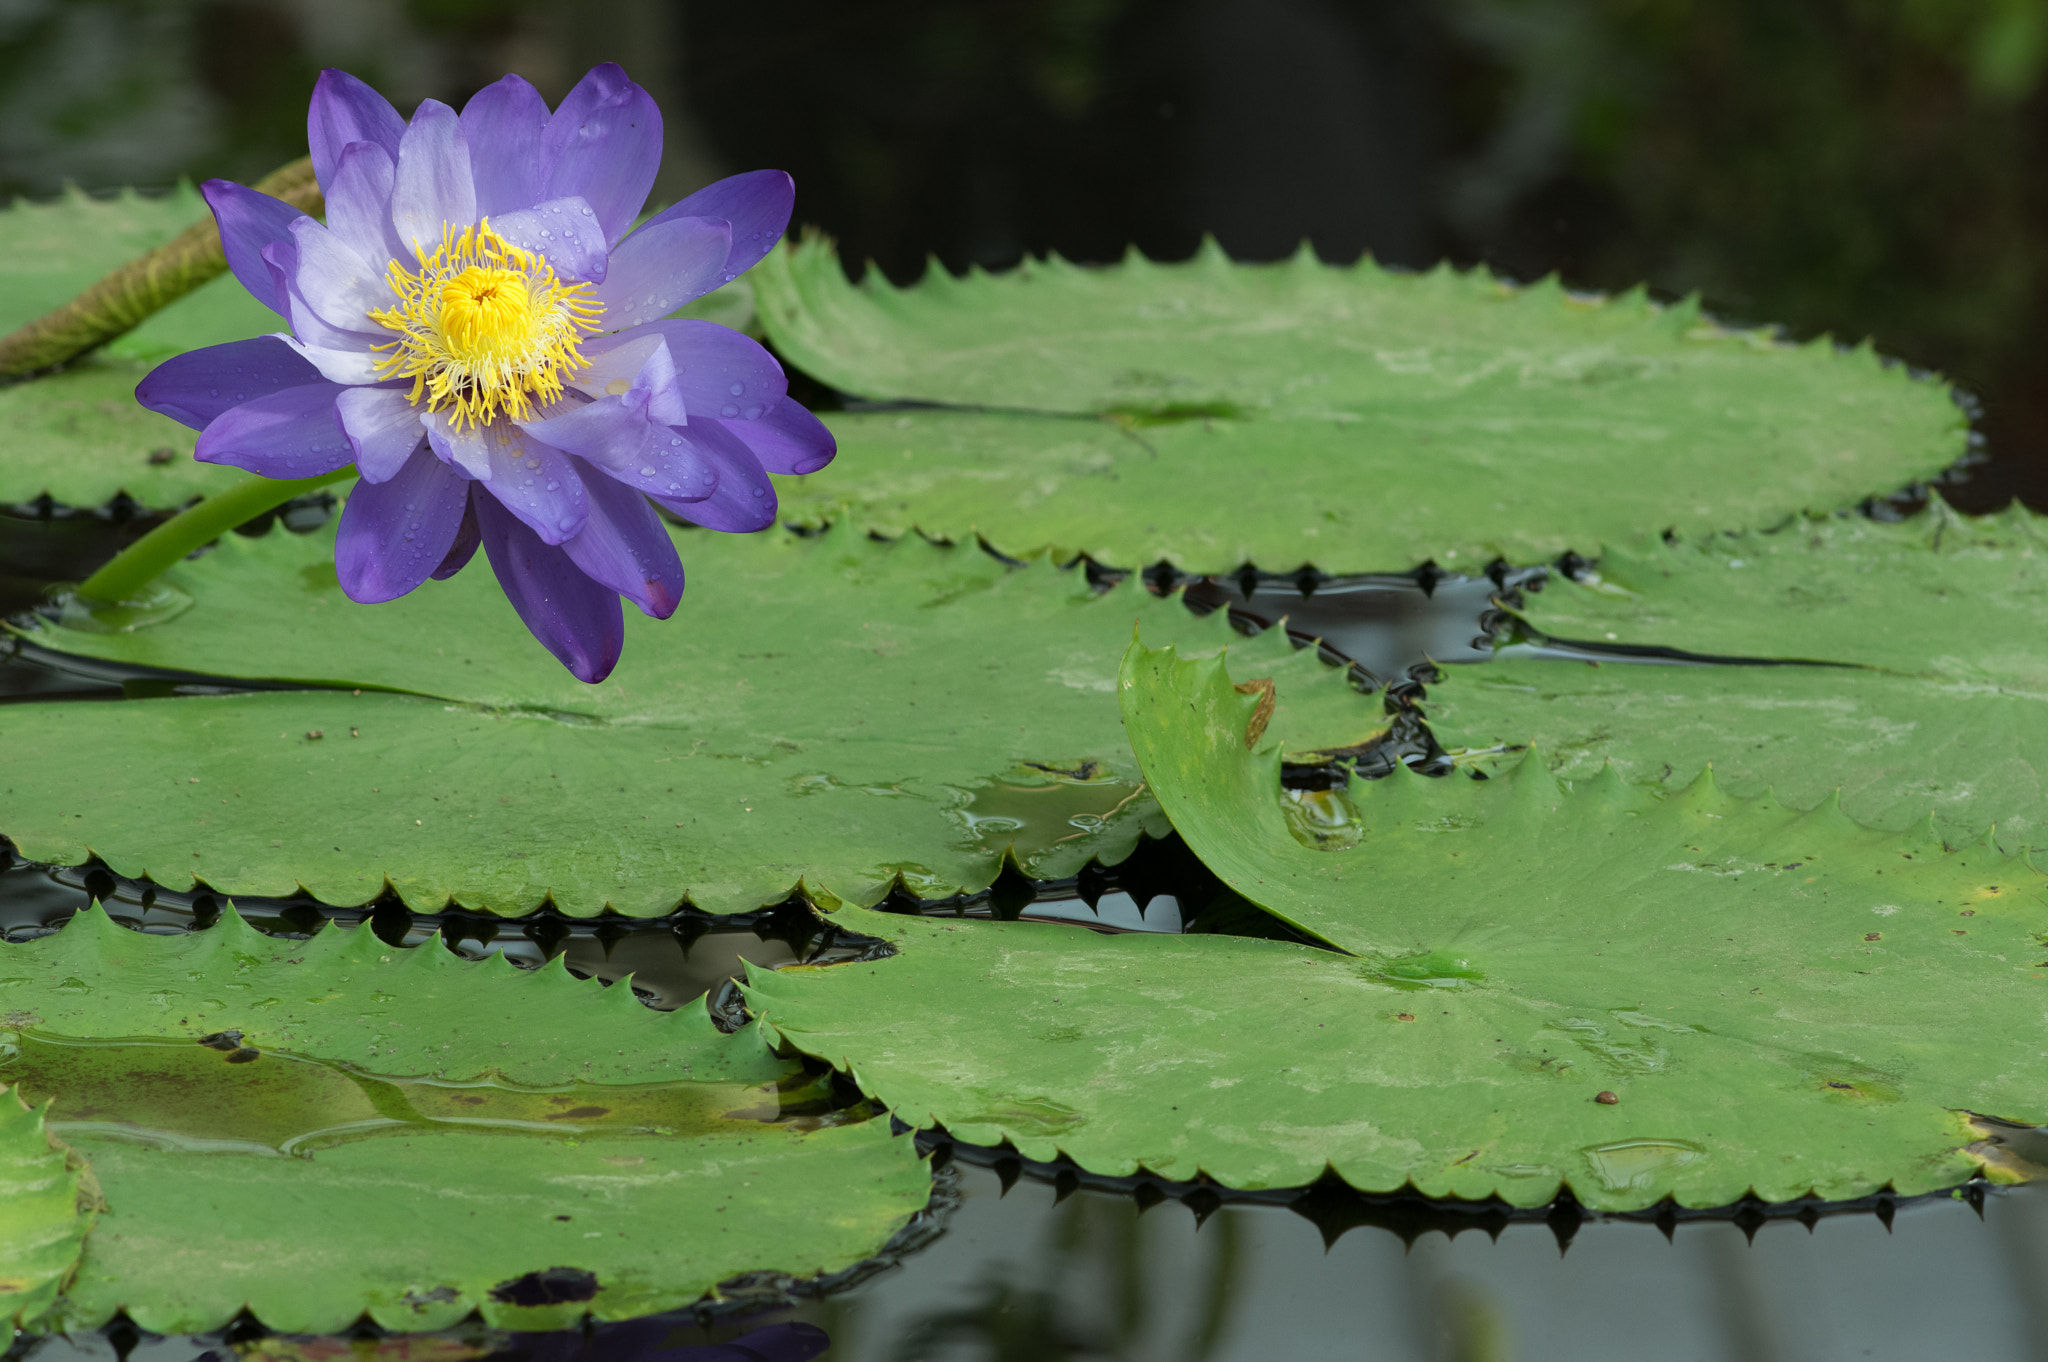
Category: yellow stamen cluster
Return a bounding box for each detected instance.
[368,220,603,429]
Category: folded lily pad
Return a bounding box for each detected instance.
[2,907,928,1335]
[2,523,1384,913]
[1427,504,2048,851]
[746,642,2048,1211]
[0,1088,92,1334]
[757,238,1963,570]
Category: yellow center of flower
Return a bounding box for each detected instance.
[368,220,603,429]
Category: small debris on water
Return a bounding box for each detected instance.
[1595,1091,1620,1105]
[146,448,177,466]
[306,730,324,740]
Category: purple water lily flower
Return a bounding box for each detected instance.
[137,65,835,682]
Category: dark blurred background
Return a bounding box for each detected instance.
[4,0,2045,508]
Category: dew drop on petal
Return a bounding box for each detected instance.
[729,382,744,396]
[742,405,762,420]
[670,437,683,446]
[639,466,656,477]
[209,388,219,397]
[750,485,765,497]
[721,404,739,417]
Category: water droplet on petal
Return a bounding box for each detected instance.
[720,404,739,418]
[209,388,219,397]
[750,485,765,497]
[580,206,593,215]
[639,466,656,477]
[742,405,762,420]
[670,437,683,446]
[729,382,745,396]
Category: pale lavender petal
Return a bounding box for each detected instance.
[455,421,590,545]
[203,179,309,318]
[336,387,426,483]
[325,140,405,267]
[554,334,686,425]
[432,496,482,580]
[419,409,494,480]
[652,419,777,532]
[582,319,785,415]
[194,384,354,479]
[541,64,661,246]
[308,69,406,189]
[585,217,730,327]
[278,331,384,387]
[287,217,398,332]
[461,73,549,217]
[476,493,624,683]
[135,337,322,432]
[392,98,477,252]
[708,399,837,476]
[638,169,793,280]
[561,463,684,618]
[488,196,608,283]
[334,445,470,603]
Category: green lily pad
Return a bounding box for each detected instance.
[3,522,1384,914]
[757,238,1963,569]
[0,1087,92,1334]
[746,641,2048,1211]
[1426,504,2048,851]
[1,906,928,1334]
[0,186,276,509]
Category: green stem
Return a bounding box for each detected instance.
[77,468,356,604]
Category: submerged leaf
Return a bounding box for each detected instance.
[1430,504,2048,851]
[0,908,927,1334]
[746,641,2048,1211]
[3,522,1383,914]
[757,238,1963,569]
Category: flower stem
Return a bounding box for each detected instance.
[76,468,356,605]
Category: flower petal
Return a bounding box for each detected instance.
[562,463,685,618]
[580,320,785,416]
[135,337,323,432]
[308,69,406,190]
[476,492,624,683]
[288,217,398,334]
[336,387,426,483]
[652,419,778,532]
[519,345,721,504]
[585,217,731,328]
[709,399,837,476]
[427,414,590,544]
[461,73,550,217]
[432,497,483,580]
[334,446,470,603]
[203,179,310,318]
[488,196,609,284]
[638,168,794,281]
[391,98,477,253]
[278,331,385,387]
[325,140,406,267]
[541,64,661,247]
[194,384,355,479]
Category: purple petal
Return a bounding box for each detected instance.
[519,347,719,504]
[308,69,406,190]
[336,387,426,483]
[541,64,661,247]
[287,217,397,334]
[392,98,477,252]
[580,320,785,416]
[562,463,685,618]
[461,74,550,217]
[476,492,624,683]
[194,384,355,479]
[135,337,323,432]
[432,496,482,580]
[638,168,794,281]
[652,419,777,532]
[203,179,310,318]
[709,399,837,476]
[278,330,384,387]
[325,140,405,267]
[488,196,609,284]
[334,446,470,603]
[425,414,589,544]
[585,217,730,328]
